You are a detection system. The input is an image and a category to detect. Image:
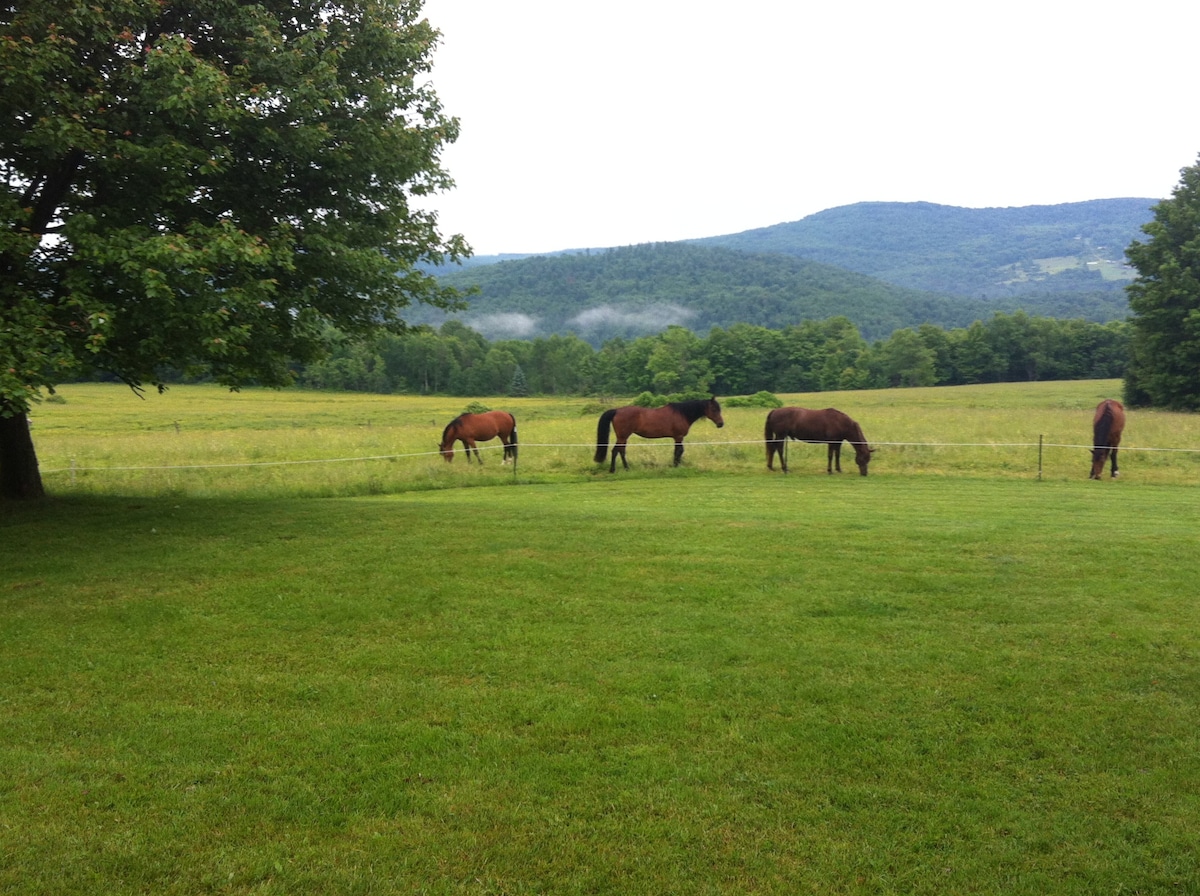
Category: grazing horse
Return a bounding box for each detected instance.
[439,410,518,464]
[1090,398,1125,480]
[764,406,874,476]
[594,397,724,472]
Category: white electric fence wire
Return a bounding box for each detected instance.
[39,439,1200,475]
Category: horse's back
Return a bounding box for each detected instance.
[1094,399,1125,443]
[611,403,702,440]
[487,409,516,433]
[773,406,851,441]
[450,410,514,441]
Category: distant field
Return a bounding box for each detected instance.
[1033,255,1134,282]
[5,380,1200,894]
[25,379,1200,496]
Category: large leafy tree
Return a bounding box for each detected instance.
[1124,155,1200,410]
[0,0,467,498]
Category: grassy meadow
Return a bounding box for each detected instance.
[4,380,1200,894]
[22,379,1200,495]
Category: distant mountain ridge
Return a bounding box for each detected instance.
[688,198,1154,298]
[425,199,1153,342]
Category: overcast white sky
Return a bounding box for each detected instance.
[418,0,1200,257]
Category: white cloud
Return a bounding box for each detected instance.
[468,313,540,339]
[420,0,1200,255]
[569,304,695,332]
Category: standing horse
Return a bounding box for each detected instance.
[439,410,518,464]
[1090,398,1125,480]
[594,397,724,472]
[764,406,874,476]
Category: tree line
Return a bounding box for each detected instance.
[295,312,1129,397]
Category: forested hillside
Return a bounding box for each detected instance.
[428,244,986,342]
[688,198,1153,298]
[426,238,1131,345]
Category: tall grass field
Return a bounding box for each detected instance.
[4,381,1200,894]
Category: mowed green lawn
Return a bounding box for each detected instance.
[3,381,1200,894]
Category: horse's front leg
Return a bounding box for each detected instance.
[673,440,684,466]
[466,439,481,464]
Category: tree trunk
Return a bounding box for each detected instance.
[0,407,46,500]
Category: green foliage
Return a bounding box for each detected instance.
[279,313,1130,398]
[723,391,783,408]
[632,391,668,407]
[429,242,988,343]
[463,400,491,414]
[1125,154,1200,409]
[424,202,1145,346]
[508,364,530,397]
[630,389,713,407]
[1,0,468,497]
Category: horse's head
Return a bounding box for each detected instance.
[706,396,725,428]
[1089,447,1107,479]
[854,444,874,476]
[439,422,457,461]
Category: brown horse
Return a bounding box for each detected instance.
[1090,398,1125,480]
[765,406,874,475]
[439,410,518,463]
[594,397,724,472]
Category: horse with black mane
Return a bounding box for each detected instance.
[1090,398,1125,480]
[594,397,724,472]
[764,406,874,476]
[439,410,518,463]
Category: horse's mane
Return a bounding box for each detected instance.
[442,414,466,439]
[669,397,717,423]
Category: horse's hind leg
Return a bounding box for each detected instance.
[1111,446,1120,477]
[610,440,627,472]
[827,443,840,474]
[673,440,684,466]
[767,438,786,472]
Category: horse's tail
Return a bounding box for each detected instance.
[764,412,778,463]
[507,416,519,461]
[595,409,616,463]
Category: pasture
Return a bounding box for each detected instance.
[22,379,1200,494]
[4,381,1200,894]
